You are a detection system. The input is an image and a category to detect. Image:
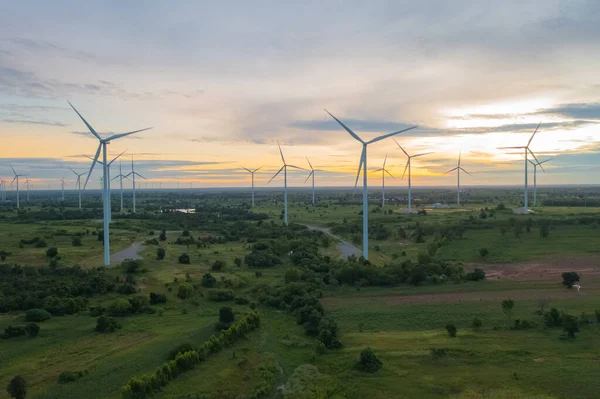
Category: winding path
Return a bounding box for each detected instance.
[111,242,144,264]
[305,224,361,258]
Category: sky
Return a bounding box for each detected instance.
[1,0,599,190]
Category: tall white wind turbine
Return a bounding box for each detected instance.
[304,157,322,206]
[498,122,542,214]
[371,154,395,207]
[268,141,306,226]
[445,151,471,205]
[395,141,432,213]
[10,165,25,209]
[125,155,146,214]
[326,110,417,260]
[528,157,551,206]
[88,150,126,222]
[0,179,5,202]
[25,178,31,202]
[111,160,128,212]
[69,102,151,266]
[60,177,65,201]
[69,168,87,209]
[242,166,262,207]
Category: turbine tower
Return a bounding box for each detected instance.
[88,150,126,222]
[125,155,146,214]
[242,166,262,207]
[69,102,151,266]
[268,141,305,226]
[528,157,551,206]
[498,122,542,214]
[395,141,432,213]
[0,179,4,202]
[445,151,471,205]
[304,157,321,206]
[25,178,31,202]
[10,165,25,209]
[326,110,417,260]
[370,154,395,207]
[111,160,127,212]
[60,177,65,201]
[69,168,87,209]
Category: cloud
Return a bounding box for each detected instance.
[2,38,98,62]
[1,118,67,127]
[536,103,600,120]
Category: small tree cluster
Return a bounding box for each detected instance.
[95,315,120,333]
[357,348,382,372]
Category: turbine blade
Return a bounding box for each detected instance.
[324,109,364,143]
[445,167,458,174]
[412,152,433,158]
[11,176,17,185]
[371,168,383,173]
[385,169,395,179]
[268,166,285,184]
[10,164,16,175]
[277,141,285,163]
[367,125,418,144]
[539,158,552,165]
[242,167,252,173]
[306,157,313,170]
[383,153,387,168]
[498,146,526,149]
[68,101,102,140]
[459,167,472,176]
[83,143,102,189]
[528,148,541,166]
[135,172,147,179]
[69,167,78,176]
[287,165,307,170]
[401,160,409,180]
[304,171,314,183]
[527,121,542,146]
[394,140,410,157]
[109,149,127,165]
[254,166,263,173]
[458,150,462,167]
[354,148,366,189]
[106,128,152,141]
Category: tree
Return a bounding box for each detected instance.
[156,247,166,260]
[25,309,51,322]
[177,283,194,300]
[478,247,489,258]
[318,317,341,349]
[149,292,167,305]
[201,273,217,288]
[357,348,382,372]
[562,272,580,288]
[466,268,486,281]
[502,299,514,324]
[7,375,26,399]
[284,268,301,284]
[25,323,39,337]
[472,317,482,330]
[182,229,190,237]
[71,236,83,247]
[0,250,10,261]
[95,315,120,333]
[234,257,242,267]
[445,323,457,337]
[46,247,58,258]
[563,314,580,338]
[219,307,235,324]
[211,260,226,271]
[539,223,550,238]
[159,230,167,241]
[178,253,190,264]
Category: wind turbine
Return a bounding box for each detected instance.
[111,160,127,212]
[326,110,417,260]
[25,178,31,202]
[10,165,25,209]
[88,150,126,221]
[69,168,87,209]
[0,179,4,202]
[528,157,551,206]
[370,154,395,207]
[268,141,306,226]
[445,151,471,205]
[498,122,542,214]
[60,177,65,201]
[304,157,322,206]
[69,102,151,266]
[125,155,146,214]
[395,141,432,213]
[242,166,262,207]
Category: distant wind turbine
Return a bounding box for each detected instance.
[528,157,551,206]
[370,154,395,207]
[0,179,5,202]
[60,177,65,201]
[111,160,128,212]
[498,122,542,214]
[10,165,25,209]
[395,141,432,213]
[69,168,87,209]
[87,150,126,222]
[445,151,471,205]
[242,166,262,207]
[326,110,417,259]
[304,157,322,206]
[125,155,146,214]
[268,141,306,226]
[25,178,31,202]
[69,101,151,266]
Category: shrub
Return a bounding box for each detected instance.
[154,247,165,260]
[182,229,190,237]
[25,323,40,337]
[108,298,132,316]
[562,272,580,288]
[357,348,382,372]
[478,247,489,258]
[466,268,486,281]
[35,239,48,248]
[544,308,563,327]
[122,259,142,273]
[25,308,51,322]
[207,289,234,302]
[211,260,226,271]
[563,314,580,338]
[318,317,342,349]
[177,283,194,300]
[0,250,11,261]
[219,307,235,324]
[7,375,26,399]
[235,297,249,305]
[178,253,190,264]
[95,315,120,333]
[285,268,301,284]
[540,223,550,238]
[167,343,197,360]
[446,323,457,337]
[2,325,26,339]
[46,247,58,258]
[315,341,327,355]
[472,317,482,329]
[201,273,217,288]
[58,370,87,384]
[117,283,137,295]
[430,347,448,360]
[159,230,167,241]
[71,236,83,246]
[149,292,167,305]
[234,257,242,267]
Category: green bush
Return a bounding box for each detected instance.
[58,370,87,384]
[178,253,190,264]
[25,323,39,337]
[472,317,482,329]
[123,259,142,273]
[95,315,120,333]
[357,348,382,372]
[201,273,217,288]
[7,375,26,399]
[207,289,234,302]
[177,283,194,300]
[167,343,197,360]
[446,323,457,337]
[71,237,83,247]
[562,272,580,288]
[25,308,51,322]
[46,247,58,258]
[156,247,166,260]
[211,260,226,271]
[219,307,235,323]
